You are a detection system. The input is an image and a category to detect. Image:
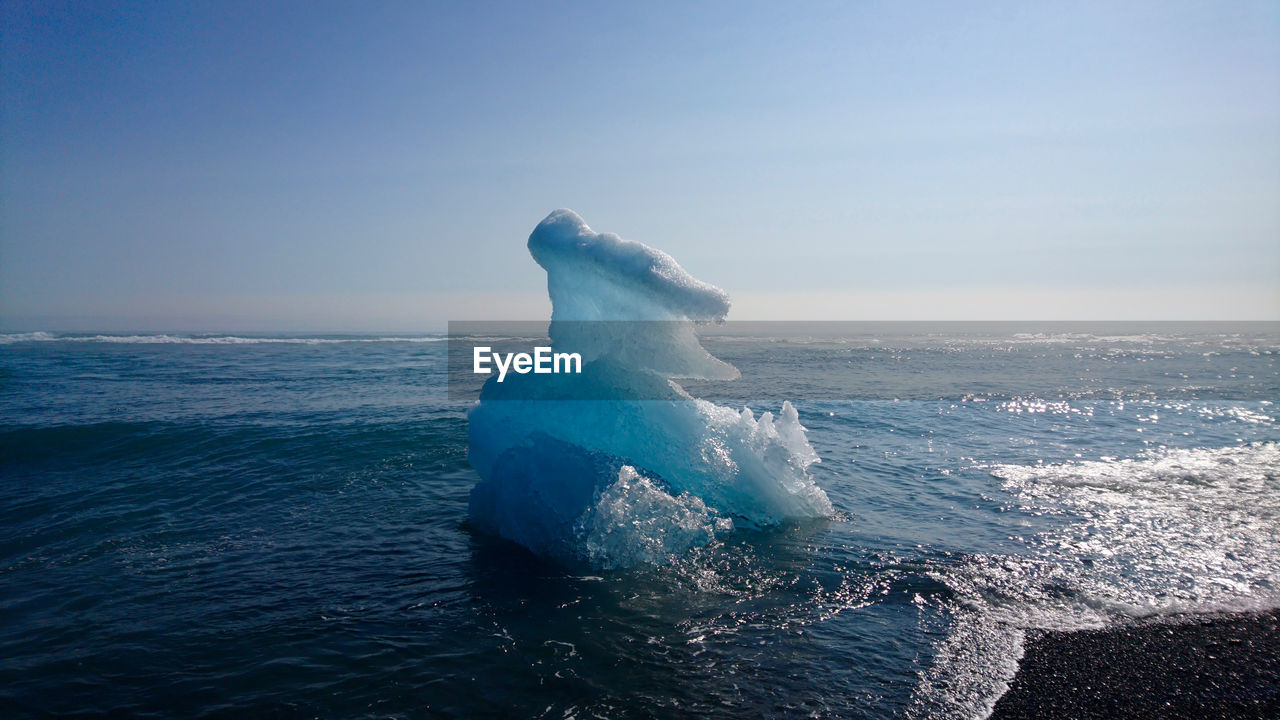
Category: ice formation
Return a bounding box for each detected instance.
[467,210,832,568]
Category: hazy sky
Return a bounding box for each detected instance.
[3,1,1278,330]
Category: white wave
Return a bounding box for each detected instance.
[1007,331,1185,344]
[989,443,1280,614]
[911,443,1280,719]
[576,466,733,570]
[0,331,59,344]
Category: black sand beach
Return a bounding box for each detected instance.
[990,609,1280,719]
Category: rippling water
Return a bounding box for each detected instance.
[2,323,1277,718]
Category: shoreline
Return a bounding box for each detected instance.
[989,609,1280,719]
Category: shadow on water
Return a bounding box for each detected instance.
[454,514,943,719]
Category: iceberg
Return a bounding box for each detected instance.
[467,210,832,568]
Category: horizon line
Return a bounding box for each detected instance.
[4,318,1279,336]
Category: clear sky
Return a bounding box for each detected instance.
[3,1,1278,330]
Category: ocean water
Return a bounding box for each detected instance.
[1,322,1277,719]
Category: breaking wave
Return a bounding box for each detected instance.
[910,442,1280,719]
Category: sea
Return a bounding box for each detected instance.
[1,322,1277,719]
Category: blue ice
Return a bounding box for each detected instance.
[467,210,832,568]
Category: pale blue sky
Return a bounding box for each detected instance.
[3,1,1278,330]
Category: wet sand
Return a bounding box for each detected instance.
[990,609,1280,719]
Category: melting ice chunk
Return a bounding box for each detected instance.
[467,210,832,568]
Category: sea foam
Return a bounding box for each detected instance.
[467,210,832,568]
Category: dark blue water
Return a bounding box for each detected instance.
[2,324,1277,718]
